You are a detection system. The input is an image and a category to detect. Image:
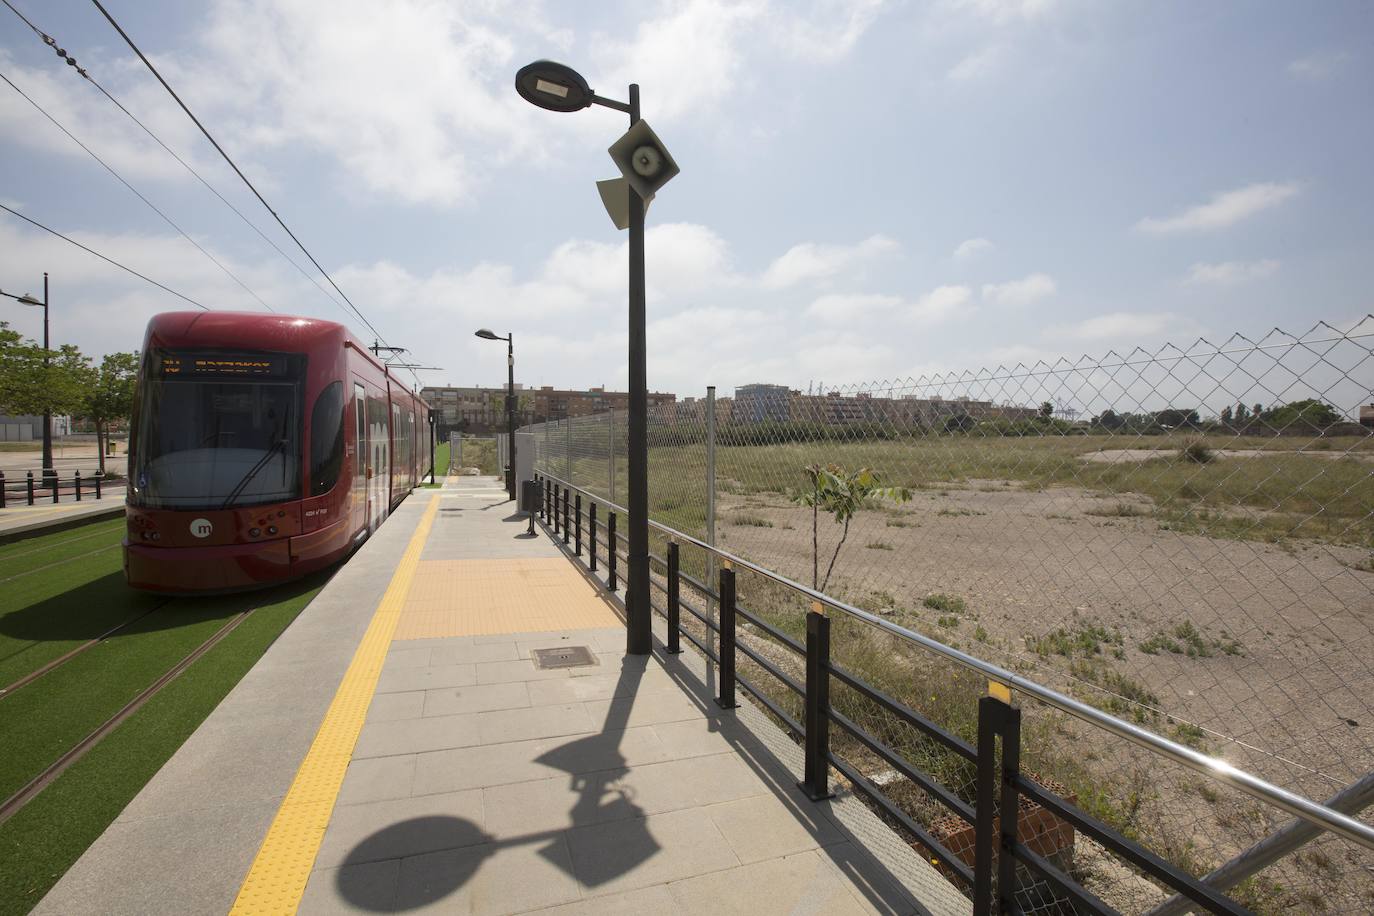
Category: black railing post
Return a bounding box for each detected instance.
[800,606,834,800]
[52,472,60,503]
[553,485,561,535]
[574,493,582,555]
[589,502,598,572]
[666,541,682,654]
[607,511,618,591]
[544,478,551,522]
[0,471,6,509]
[997,698,1022,913]
[75,471,82,501]
[94,473,102,500]
[975,695,997,915]
[562,487,570,544]
[27,470,34,505]
[715,565,738,709]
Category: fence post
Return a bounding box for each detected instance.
[75,471,82,501]
[974,695,997,915]
[706,386,718,652]
[566,417,573,485]
[800,606,834,800]
[666,541,682,654]
[555,484,563,535]
[52,472,60,503]
[715,565,738,709]
[589,502,598,572]
[974,690,1021,914]
[27,470,34,506]
[608,410,616,504]
[95,473,101,500]
[574,493,582,556]
[998,699,1022,913]
[0,471,6,509]
[607,511,618,591]
[544,478,551,523]
[562,487,570,544]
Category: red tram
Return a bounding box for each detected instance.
[123,312,431,593]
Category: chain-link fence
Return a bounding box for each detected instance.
[529,317,1374,912]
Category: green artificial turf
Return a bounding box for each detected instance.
[0,574,326,915]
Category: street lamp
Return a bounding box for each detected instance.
[1,273,54,488]
[514,60,681,656]
[475,329,517,500]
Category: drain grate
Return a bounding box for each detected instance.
[531,646,597,670]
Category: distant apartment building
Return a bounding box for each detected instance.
[734,384,792,423]
[421,384,675,433]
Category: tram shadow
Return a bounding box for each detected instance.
[0,570,331,661]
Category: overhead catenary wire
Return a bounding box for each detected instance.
[86,0,389,348]
[0,202,210,310]
[0,0,351,318]
[0,67,276,313]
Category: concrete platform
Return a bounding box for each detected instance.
[0,490,125,543]
[37,476,969,915]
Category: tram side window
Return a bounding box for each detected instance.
[310,381,346,496]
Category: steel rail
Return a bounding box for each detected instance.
[536,472,1374,852]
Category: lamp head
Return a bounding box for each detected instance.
[515,60,594,113]
[18,294,42,306]
[475,329,501,340]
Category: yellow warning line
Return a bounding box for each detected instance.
[229,495,440,914]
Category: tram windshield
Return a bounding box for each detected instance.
[131,350,304,509]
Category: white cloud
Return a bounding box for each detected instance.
[544,223,734,299]
[1135,182,1300,234]
[953,237,994,260]
[1184,259,1280,286]
[1287,51,1352,81]
[1053,311,1202,343]
[769,0,888,62]
[982,272,1055,306]
[947,46,1003,82]
[954,0,1057,24]
[806,284,971,325]
[760,235,898,290]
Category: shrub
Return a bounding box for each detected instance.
[923,593,966,613]
[1181,440,1215,464]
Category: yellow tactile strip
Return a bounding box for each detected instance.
[228,495,440,915]
[394,557,623,638]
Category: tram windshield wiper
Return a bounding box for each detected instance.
[220,402,292,510]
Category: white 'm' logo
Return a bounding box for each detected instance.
[190,518,213,538]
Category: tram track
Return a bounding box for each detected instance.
[0,604,257,827]
[0,600,171,698]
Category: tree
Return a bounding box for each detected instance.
[1094,409,1125,430]
[1039,401,1055,419]
[1260,398,1342,431]
[0,324,91,420]
[1235,403,1249,422]
[82,351,140,474]
[792,464,912,592]
[1220,405,1233,425]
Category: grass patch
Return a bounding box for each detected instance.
[1085,502,1146,518]
[937,614,959,628]
[865,541,894,550]
[1180,440,1216,464]
[922,593,966,613]
[728,514,773,528]
[1027,623,1123,658]
[1069,658,1161,724]
[936,507,985,517]
[0,574,325,914]
[1139,621,1243,658]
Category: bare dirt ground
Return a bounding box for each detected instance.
[715,480,1373,798]
[709,480,1374,911]
[1082,447,1374,464]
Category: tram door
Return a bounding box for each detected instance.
[353,383,368,536]
[367,390,390,531]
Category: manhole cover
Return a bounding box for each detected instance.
[531,646,597,670]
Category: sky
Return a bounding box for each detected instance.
[0,0,1371,413]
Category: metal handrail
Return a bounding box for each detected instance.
[534,471,1374,852]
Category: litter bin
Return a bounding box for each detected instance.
[520,479,542,515]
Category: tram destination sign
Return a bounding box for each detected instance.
[155,350,292,378]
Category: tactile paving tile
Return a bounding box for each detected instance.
[394,557,624,638]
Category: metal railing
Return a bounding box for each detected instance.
[0,470,109,508]
[535,470,1374,915]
